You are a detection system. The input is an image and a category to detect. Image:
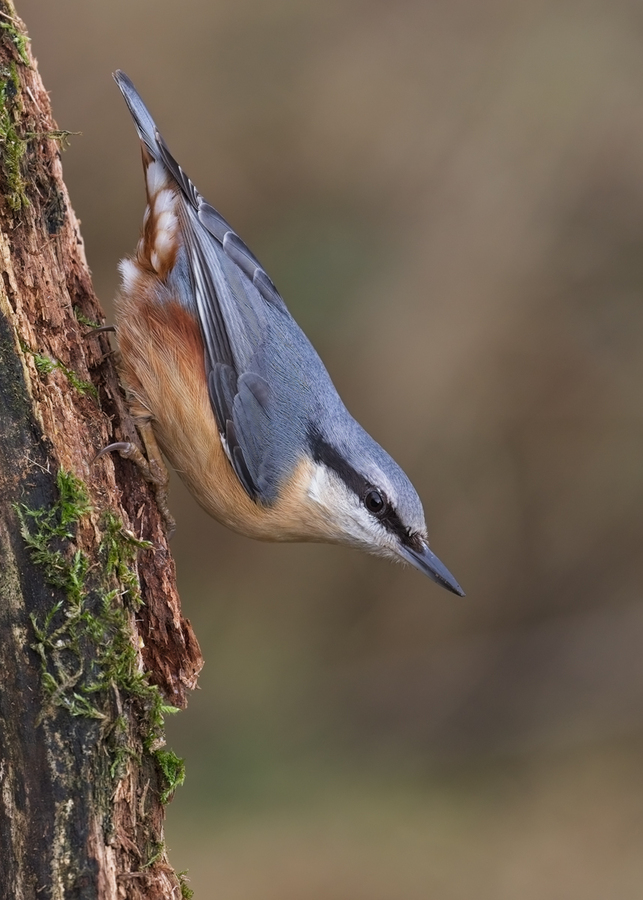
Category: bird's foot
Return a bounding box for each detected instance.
[96,407,175,538]
[83,324,119,364]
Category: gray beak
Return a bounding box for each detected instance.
[399,542,465,596]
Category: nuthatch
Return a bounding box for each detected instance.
[107,71,464,595]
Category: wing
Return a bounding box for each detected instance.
[115,71,292,504]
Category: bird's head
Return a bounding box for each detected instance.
[303,424,464,595]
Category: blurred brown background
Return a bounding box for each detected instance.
[17,0,643,896]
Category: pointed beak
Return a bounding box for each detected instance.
[398,541,465,596]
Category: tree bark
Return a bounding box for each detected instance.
[0,3,203,897]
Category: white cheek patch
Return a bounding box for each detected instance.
[305,463,402,553]
[306,464,366,545]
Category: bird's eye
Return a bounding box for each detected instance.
[364,489,385,515]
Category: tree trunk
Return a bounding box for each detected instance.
[0,3,203,897]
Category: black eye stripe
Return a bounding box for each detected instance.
[307,425,369,499]
[306,425,422,550]
[378,504,410,541]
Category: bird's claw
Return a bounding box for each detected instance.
[83,324,116,339]
[96,440,176,539]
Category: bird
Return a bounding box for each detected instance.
[106,70,464,596]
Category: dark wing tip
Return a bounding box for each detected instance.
[225,419,260,500]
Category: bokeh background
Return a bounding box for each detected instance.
[17,0,643,896]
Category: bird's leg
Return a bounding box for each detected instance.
[96,402,176,538]
[131,403,175,538]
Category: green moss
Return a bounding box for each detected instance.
[154,749,186,804]
[0,61,27,211]
[100,510,152,608]
[108,718,138,780]
[0,17,30,66]
[16,468,91,595]
[0,23,75,217]
[16,469,184,780]
[64,366,98,399]
[142,842,165,870]
[24,128,79,148]
[73,308,101,330]
[21,341,99,401]
[177,871,194,899]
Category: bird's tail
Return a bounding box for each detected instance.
[114,69,200,211]
[113,70,161,161]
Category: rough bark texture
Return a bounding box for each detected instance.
[0,3,203,897]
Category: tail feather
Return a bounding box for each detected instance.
[114,71,287,313]
[113,70,160,160]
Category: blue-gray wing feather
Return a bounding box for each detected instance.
[183,208,283,501]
